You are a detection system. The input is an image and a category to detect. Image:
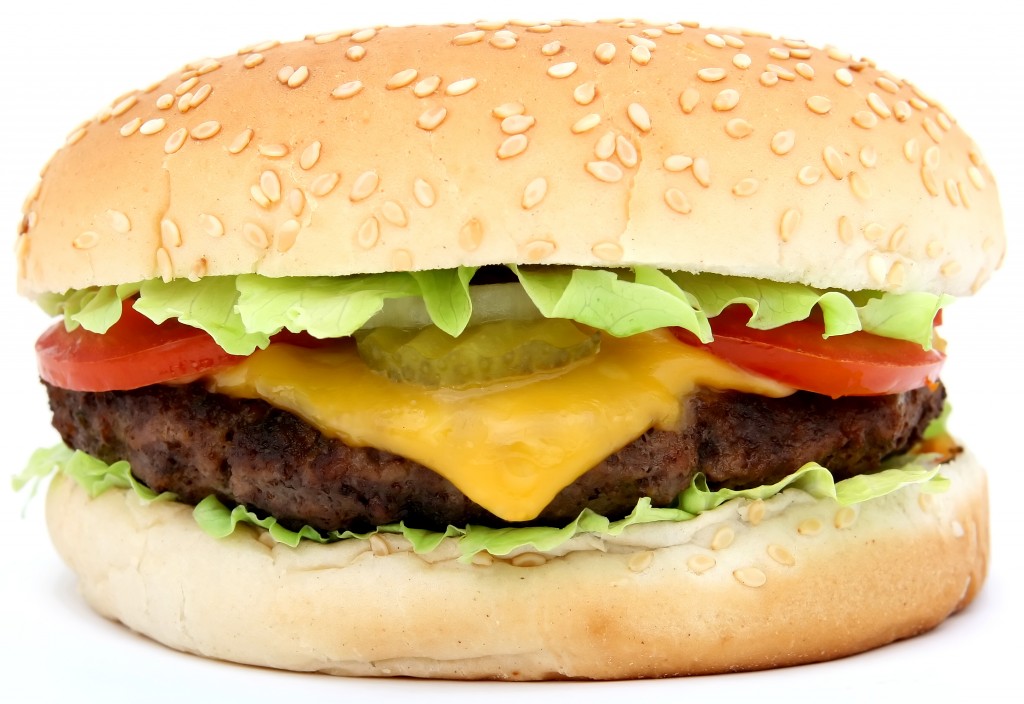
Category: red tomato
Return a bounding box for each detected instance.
[36,300,244,392]
[672,306,945,397]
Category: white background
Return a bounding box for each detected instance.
[0,1,1020,701]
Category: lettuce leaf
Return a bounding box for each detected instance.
[35,266,950,353]
[17,443,948,561]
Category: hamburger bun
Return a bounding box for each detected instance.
[15,19,1002,680]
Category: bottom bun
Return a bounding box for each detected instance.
[46,451,988,680]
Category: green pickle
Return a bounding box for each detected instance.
[356,318,601,387]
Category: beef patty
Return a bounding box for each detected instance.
[45,381,945,533]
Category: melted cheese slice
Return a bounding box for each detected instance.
[209,330,791,521]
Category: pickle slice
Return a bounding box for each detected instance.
[356,318,600,387]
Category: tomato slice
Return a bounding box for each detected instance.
[36,300,244,392]
[672,306,945,397]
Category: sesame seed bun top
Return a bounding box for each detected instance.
[15,20,1005,297]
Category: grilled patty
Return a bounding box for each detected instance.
[45,381,945,532]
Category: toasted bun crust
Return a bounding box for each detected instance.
[17,21,1004,298]
[46,451,988,680]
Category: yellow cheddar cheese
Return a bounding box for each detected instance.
[209,329,791,521]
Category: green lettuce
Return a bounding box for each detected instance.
[16,444,949,561]
[35,266,950,354]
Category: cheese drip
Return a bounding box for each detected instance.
[209,330,791,521]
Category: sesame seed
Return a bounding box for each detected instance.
[160,218,182,248]
[189,84,213,110]
[693,157,711,187]
[446,77,478,96]
[522,177,548,209]
[779,208,801,241]
[526,24,553,34]
[107,210,131,233]
[156,247,173,282]
[664,188,693,214]
[414,178,436,208]
[797,517,823,536]
[573,81,597,106]
[416,106,448,131]
[876,76,900,94]
[852,110,878,129]
[967,166,986,189]
[767,544,796,566]
[687,554,715,574]
[356,216,380,249]
[243,54,264,69]
[313,31,345,44]
[502,114,535,135]
[733,178,759,197]
[175,76,199,96]
[959,182,972,209]
[523,239,556,261]
[310,172,340,197]
[733,567,767,588]
[838,216,853,243]
[453,29,486,46]
[489,33,518,50]
[630,44,653,65]
[627,103,652,132]
[156,93,174,109]
[493,102,525,118]
[834,68,854,86]
[867,93,892,119]
[199,213,224,237]
[768,47,790,60]
[497,134,529,159]
[286,65,309,87]
[332,81,364,99]
[827,46,852,61]
[350,28,377,43]
[680,88,700,114]
[704,33,726,48]
[139,118,166,135]
[275,220,301,252]
[300,141,322,170]
[894,101,912,122]
[725,118,753,139]
[768,64,796,81]
[276,66,294,84]
[921,166,939,196]
[945,178,962,206]
[924,145,941,170]
[260,170,282,203]
[795,62,814,79]
[937,112,953,131]
[889,224,909,251]
[72,231,99,250]
[287,189,305,216]
[547,62,577,79]
[345,45,367,61]
[806,96,832,115]
[164,127,188,154]
[823,146,845,180]
[664,23,686,34]
[586,161,623,183]
[386,69,418,90]
[541,40,563,56]
[910,97,929,110]
[859,146,878,168]
[250,185,271,209]
[594,42,616,64]
[923,116,943,143]
[628,551,654,573]
[941,260,961,277]
[594,131,615,160]
[111,95,137,117]
[592,241,624,261]
[697,67,726,82]
[760,71,779,87]
[228,128,254,154]
[771,130,796,155]
[712,88,740,111]
[382,200,408,227]
[849,171,872,200]
[412,76,441,97]
[177,93,194,113]
[903,138,920,163]
[711,526,735,550]
[863,223,885,242]
[616,135,638,167]
[190,120,221,140]
[459,218,484,251]
[664,154,693,172]
[629,34,657,50]
[350,171,380,201]
[732,53,752,69]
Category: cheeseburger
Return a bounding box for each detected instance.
[15,20,1002,679]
